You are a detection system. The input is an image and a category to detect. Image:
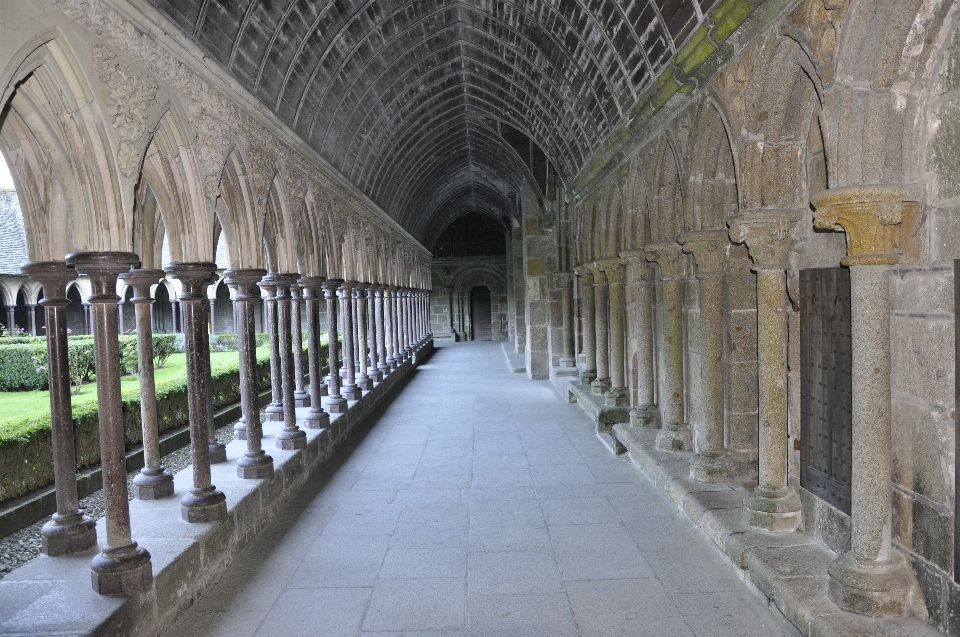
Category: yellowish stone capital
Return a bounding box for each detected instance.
[728,209,803,270]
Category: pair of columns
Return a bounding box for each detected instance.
[573,260,629,407]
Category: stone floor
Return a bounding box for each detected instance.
[162,341,800,637]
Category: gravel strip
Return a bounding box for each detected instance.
[0,412,257,580]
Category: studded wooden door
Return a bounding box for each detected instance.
[799,267,853,515]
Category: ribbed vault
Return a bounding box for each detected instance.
[148,0,710,242]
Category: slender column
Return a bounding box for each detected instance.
[22,262,96,556]
[620,251,658,427]
[339,281,361,400]
[298,276,331,430]
[352,294,361,374]
[556,273,576,367]
[574,267,597,384]
[384,287,397,369]
[208,298,216,334]
[812,186,922,616]
[259,281,284,422]
[401,289,412,357]
[120,269,175,499]
[354,284,373,390]
[645,242,693,452]
[66,252,152,594]
[169,301,177,333]
[589,265,611,395]
[291,284,309,407]
[679,230,732,482]
[598,260,628,407]
[374,286,390,375]
[322,280,348,413]
[6,304,15,334]
[83,303,92,335]
[166,262,228,524]
[199,278,227,465]
[390,287,402,366]
[117,300,125,335]
[224,268,274,479]
[27,304,36,336]
[268,274,308,450]
[367,285,383,382]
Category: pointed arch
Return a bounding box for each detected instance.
[688,99,739,231]
[651,138,683,243]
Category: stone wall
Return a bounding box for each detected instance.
[429,256,508,342]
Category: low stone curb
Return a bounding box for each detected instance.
[0,339,433,637]
[499,341,525,373]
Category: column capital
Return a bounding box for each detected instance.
[265,272,301,289]
[643,241,687,280]
[618,250,650,281]
[728,209,803,270]
[812,184,923,266]
[119,268,165,302]
[21,261,75,303]
[224,268,268,289]
[595,258,625,283]
[679,229,729,277]
[67,252,140,300]
[354,281,370,293]
[573,265,592,283]
[165,262,218,300]
[321,278,343,295]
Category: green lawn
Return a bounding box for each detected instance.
[0,351,242,430]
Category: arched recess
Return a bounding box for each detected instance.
[0,38,122,259]
[650,138,684,243]
[260,184,294,274]
[604,182,625,258]
[687,100,739,232]
[218,147,264,269]
[622,159,651,250]
[449,265,508,341]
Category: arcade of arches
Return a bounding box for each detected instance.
[2,0,960,635]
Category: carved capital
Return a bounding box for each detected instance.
[596,258,625,284]
[812,185,923,266]
[119,268,165,301]
[643,241,686,280]
[618,250,650,282]
[574,264,595,285]
[728,209,802,270]
[678,229,729,277]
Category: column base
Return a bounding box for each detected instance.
[303,409,330,429]
[181,487,227,523]
[132,468,175,500]
[266,404,284,422]
[744,486,802,532]
[629,406,661,428]
[342,384,362,401]
[317,382,328,397]
[603,386,629,407]
[828,551,917,617]
[41,513,97,556]
[378,363,391,376]
[234,418,247,441]
[368,368,383,383]
[294,391,310,407]
[276,428,307,450]
[689,451,731,483]
[325,395,348,413]
[237,452,275,479]
[655,423,693,452]
[90,543,152,595]
[591,377,611,395]
[559,356,576,368]
[581,370,597,385]
[209,442,227,465]
[356,375,373,391]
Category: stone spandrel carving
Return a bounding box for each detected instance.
[727,209,802,269]
[190,98,233,201]
[92,46,158,177]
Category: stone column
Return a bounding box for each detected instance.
[5,304,15,334]
[384,287,397,369]
[367,285,383,382]
[575,267,597,384]
[339,281,361,400]
[298,276,331,430]
[598,260,628,406]
[728,212,803,529]
[291,283,309,407]
[678,230,732,482]
[644,242,692,452]
[166,262,228,524]
[322,279,348,413]
[812,185,922,616]
[120,269,175,499]
[397,289,408,358]
[22,262,96,556]
[268,274,308,450]
[224,268,274,479]
[169,300,178,333]
[259,280,284,422]
[117,300,125,335]
[67,251,152,594]
[27,304,36,336]
[208,298,216,334]
[619,250,658,428]
[354,284,372,390]
[374,286,390,376]
[589,264,611,395]
[556,272,576,368]
[199,276,227,465]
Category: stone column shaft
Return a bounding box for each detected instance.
[559,273,575,367]
[291,284,309,407]
[270,274,307,450]
[576,268,597,384]
[339,281,361,400]
[620,251,658,427]
[299,277,331,430]
[597,261,627,406]
[354,285,372,390]
[322,280,347,413]
[591,268,610,394]
[260,282,284,422]
[367,286,383,382]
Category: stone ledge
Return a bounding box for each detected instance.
[608,422,940,637]
[0,339,434,637]
[568,383,630,433]
[499,341,526,373]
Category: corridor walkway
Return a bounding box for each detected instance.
[163,342,800,637]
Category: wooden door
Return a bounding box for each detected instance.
[471,286,492,341]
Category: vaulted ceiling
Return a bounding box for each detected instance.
[147,0,711,243]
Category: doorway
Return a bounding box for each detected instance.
[470,285,492,341]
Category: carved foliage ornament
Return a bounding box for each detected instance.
[727,210,801,269]
[92,46,158,177]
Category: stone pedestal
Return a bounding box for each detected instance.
[224,269,274,479]
[120,269,175,499]
[291,284,310,407]
[22,262,97,556]
[259,280,284,422]
[575,267,597,384]
[299,277,331,430]
[270,273,308,451]
[322,279,348,413]
[67,252,152,594]
[729,211,803,531]
[813,185,923,617]
[619,251,659,429]
[680,230,732,483]
[644,242,692,452]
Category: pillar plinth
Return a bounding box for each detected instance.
[258,280,284,422]
[291,283,310,407]
[322,279,348,413]
[574,267,597,384]
[268,273,307,450]
[166,262,227,523]
[66,251,152,594]
[644,242,692,452]
[298,277,331,430]
[22,262,97,556]
[729,210,803,529]
[354,283,373,390]
[619,251,659,428]
[120,268,176,499]
[224,269,274,479]
[679,230,732,482]
[812,185,924,616]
